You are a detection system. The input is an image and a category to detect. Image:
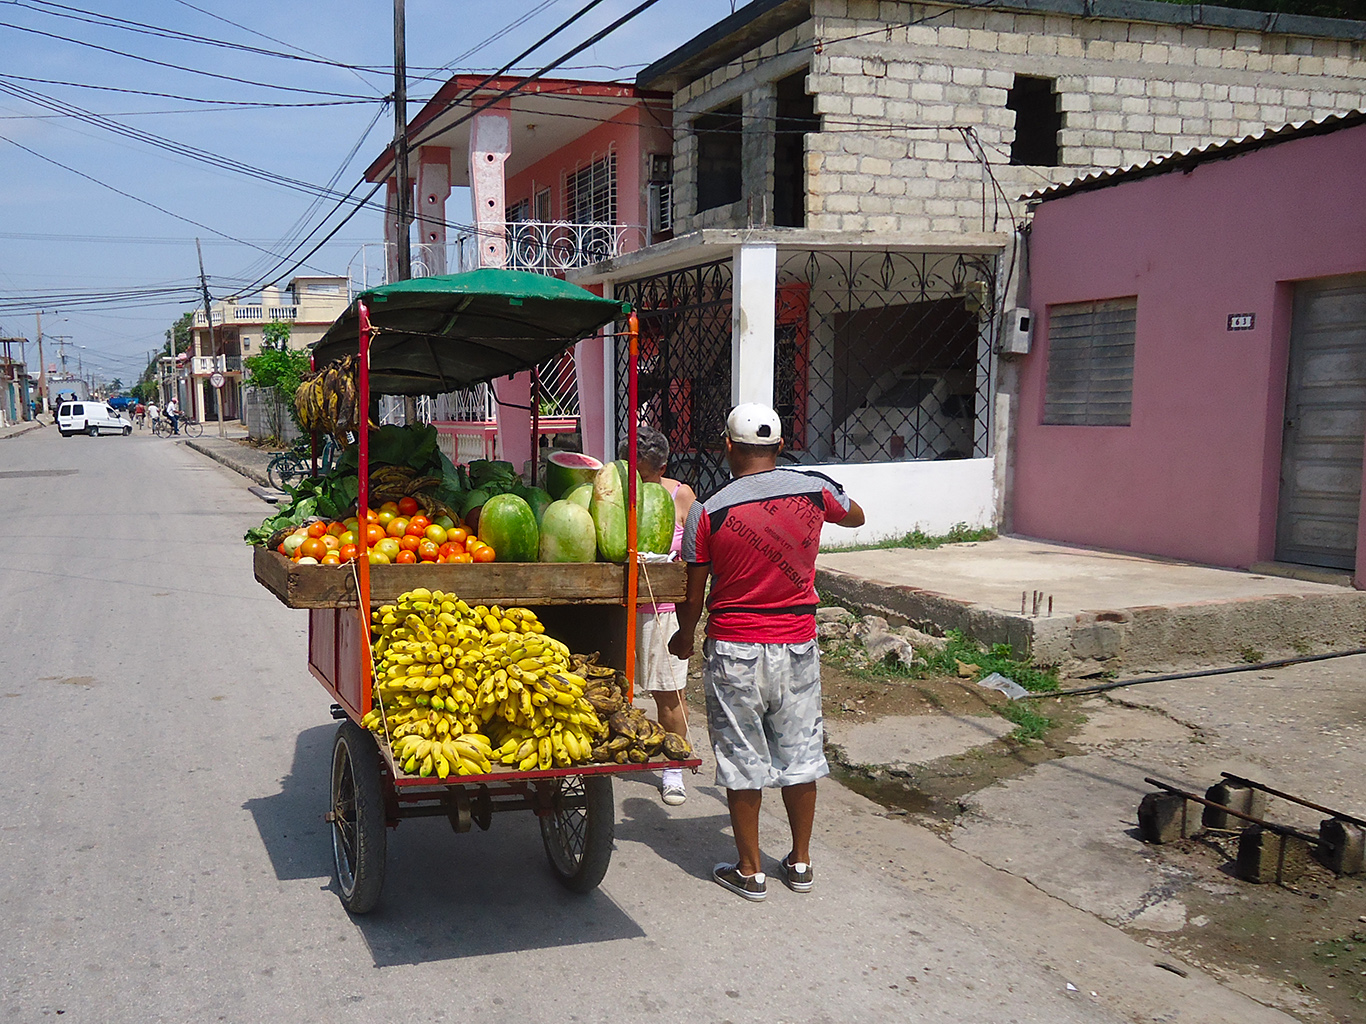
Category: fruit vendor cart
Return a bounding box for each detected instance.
[253,269,700,913]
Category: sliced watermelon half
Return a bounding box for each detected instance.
[544,451,604,499]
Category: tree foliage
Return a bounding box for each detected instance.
[243,320,308,439]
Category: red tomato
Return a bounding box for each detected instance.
[399,534,421,552]
[307,521,328,538]
[277,543,286,555]
[407,515,430,533]
[326,521,347,537]
[447,526,469,545]
[456,552,475,563]
[473,545,496,563]
[339,544,359,562]
[395,550,417,564]
[365,508,379,523]
[417,539,440,561]
[387,517,409,538]
[321,552,342,565]
[365,523,386,546]
[397,496,419,516]
[299,537,328,561]
[438,541,463,560]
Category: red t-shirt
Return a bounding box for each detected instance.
[682,468,851,643]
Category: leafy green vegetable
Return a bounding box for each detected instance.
[337,424,442,474]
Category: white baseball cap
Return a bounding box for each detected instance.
[726,403,782,445]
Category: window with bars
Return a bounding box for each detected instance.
[648,153,673,235]
[533,187,551,222]
[565,153,616,224]
[1043,298,1137,426]
[507,198,531,222]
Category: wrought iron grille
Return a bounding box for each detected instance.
[775,250,997,463]
[614,259,733,497]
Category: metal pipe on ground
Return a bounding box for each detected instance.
[1016,647,1366,700]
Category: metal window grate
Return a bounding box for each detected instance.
[775,250,997,463]
[615,259,734,497]
[565,153,617,225]
[1043,298,1136,426]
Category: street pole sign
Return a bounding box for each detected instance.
[209,371,225,389]
[210,371,226,437]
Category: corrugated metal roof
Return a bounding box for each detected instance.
[1024,109,1366,204]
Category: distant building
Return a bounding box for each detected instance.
[190,275,349,422]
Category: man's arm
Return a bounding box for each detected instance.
[667,563,710,660]
[841,498,866,528]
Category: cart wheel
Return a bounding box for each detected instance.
[539,775,614,893]
[330,722,387,914]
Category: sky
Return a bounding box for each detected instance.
[0,0,738,388]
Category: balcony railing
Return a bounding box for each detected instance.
[194,305,298,326]
[347,222,647,291]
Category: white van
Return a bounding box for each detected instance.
[57,401,131,437]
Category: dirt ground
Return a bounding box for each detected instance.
[675,629,1366,1024]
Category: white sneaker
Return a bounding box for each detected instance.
[661,768,686,806]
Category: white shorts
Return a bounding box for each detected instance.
[634,611,689,693]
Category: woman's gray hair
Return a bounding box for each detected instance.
[619,424,670,471]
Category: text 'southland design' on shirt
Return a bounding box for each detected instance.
[682,468,851,643]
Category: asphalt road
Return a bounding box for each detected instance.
[0,428,1294,1024]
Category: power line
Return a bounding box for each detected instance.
[0,18,378,98]
[0,134,341,275]
[0,72,377,107]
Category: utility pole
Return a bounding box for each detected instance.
[196,238,225,437]
[35,311,46,414]
[394,0,420,427]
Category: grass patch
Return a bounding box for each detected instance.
[997,700,1054,742]
[825,522,997,553]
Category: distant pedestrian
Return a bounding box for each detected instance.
[134,402,145,429]
[166,396,180,435]
[147,401,160,431]
[670,403,865,902]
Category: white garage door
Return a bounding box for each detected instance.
[1276,274,1366,570]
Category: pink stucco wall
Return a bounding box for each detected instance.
[505,106,671,228]
[1015,122,1366,573]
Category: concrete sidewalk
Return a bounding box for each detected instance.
[184,433,279,489]
[818,537,1366,673]
[0,419,46,440]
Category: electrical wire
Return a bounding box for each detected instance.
[0,18,378,98]
[0,72,377,107]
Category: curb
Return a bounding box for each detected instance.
[185,439,273,488]
[0,421,46,441]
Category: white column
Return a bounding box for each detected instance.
[469,107,511,268]
[730,243,777,407]
[598,280,616,461]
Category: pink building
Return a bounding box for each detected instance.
[1012,111,1366,583]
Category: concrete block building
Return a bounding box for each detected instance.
[562,0,1366,543]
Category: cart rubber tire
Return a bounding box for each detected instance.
[539,775,614,893]
[330,721,387,914]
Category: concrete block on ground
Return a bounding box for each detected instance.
[1320,818,1365,875]
[1235,825,1312,884]
[1138,791,1192,844]
[1200,781,1268,830]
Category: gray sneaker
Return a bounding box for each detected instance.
[713,863,767,901]
[781,854,813,893]
[662,782,687,805]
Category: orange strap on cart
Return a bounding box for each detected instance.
[623,311,640,703]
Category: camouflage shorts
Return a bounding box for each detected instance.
[702,639,828,791]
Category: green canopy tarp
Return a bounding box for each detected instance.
[311,268,630,396]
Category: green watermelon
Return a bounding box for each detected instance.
[544,451,603,499]
[565,482,593,509]
[590,461,632,562]
[538,500,597,562]
[590,460,674,562]
[477,493,539,562]
[638,481,676,554]
[519,485,553,525]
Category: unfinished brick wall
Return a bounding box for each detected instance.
[669,0,1366,235]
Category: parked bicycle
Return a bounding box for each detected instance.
[152,417,204,438]
[267,434,341,491]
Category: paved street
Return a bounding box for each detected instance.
[0,429,1295,1024]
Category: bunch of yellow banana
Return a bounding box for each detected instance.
[295,355,359,442]
[361,587,605,776]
